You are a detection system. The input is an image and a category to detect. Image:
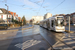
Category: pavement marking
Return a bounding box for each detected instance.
[3,32,7,34]
[0,32,7,34]
[15,39,41,50]
[63,38,72,41]
[50,32,75,50]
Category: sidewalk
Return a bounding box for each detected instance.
[52,33,75,50]
[8,25,29,29]
[65,25,75,33]
[0,25,33,32]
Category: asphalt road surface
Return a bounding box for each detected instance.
[0,25,50,50]
[0,25,75,50]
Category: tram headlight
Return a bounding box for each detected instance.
[56,27,60,29]
[56,26,65,30]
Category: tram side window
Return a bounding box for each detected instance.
[47,20,50,28]
[51,20,54,27]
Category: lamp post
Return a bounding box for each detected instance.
[5,4,8,24]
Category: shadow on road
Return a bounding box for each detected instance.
[7,27,23,50]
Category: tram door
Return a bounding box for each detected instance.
[47,19,50,30]
[51,20,54,27]
[51,20,55,30]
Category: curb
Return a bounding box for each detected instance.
[8,26,20,29]
[22,26,34,30]
[65,30,75,33]
[0,26,34,32]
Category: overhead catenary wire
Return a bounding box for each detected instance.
[0,1,25,7]
[51,0,65,12]
[29,0,45,16]
[37,0,44,16]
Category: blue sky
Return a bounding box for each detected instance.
[0,0,75,20]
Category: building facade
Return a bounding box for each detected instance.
[0,8,12,24]
[44,13,52,19]
[18,17,21,22]
[32,16,43,23]
[71,13,75,24]
[9,11,19,21]
[64,13,75,25]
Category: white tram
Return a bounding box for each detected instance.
[40,16,65,32]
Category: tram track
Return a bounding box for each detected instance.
[40,27,72,50]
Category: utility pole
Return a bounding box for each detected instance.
[69,16,70,37]
[5,4,8,24]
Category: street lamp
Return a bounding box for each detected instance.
[5,4,8,24]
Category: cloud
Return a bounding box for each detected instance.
[44,2,50,5]
[23,7,33,9]
[24,0,39,8]
[35,0,44,3]
[15,0,39,8]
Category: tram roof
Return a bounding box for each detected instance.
[40,16,64,22]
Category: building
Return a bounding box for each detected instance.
[44,13,52,19]
[26,20,30,24]
[64,14,71,25]
[71,13,75,24]
[18,17,21,22]
[0,8,12,24]
[53,14,65,17]
[64,12,75,25]
[15,14,18,21]
[9,11,19,21]
[32,16,43,23]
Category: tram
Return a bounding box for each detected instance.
[40,16,65,32]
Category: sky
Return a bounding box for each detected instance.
[0,0,75,20]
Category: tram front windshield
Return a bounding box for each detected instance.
[56,17,64,26]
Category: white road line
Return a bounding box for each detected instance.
[15,39,41,50]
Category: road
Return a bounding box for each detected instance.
[0,25,50,50]
[0,25,32,31]
[0,25,75,50]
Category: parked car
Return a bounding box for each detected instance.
[0,24,8,29]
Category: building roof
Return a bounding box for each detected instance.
[14,13,16,16]
[9,11,14,15]
[71,12,75,15]
[0,8,11,14]
[16,14,18,17]
[18,17,21,19]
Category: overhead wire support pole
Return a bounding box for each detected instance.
[5,4,8,24]
[68,16,70,37]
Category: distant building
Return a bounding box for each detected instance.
[64,12,75,25]
[71,13,75,24]
[0,8,12,24]
[44,13,52,19]
[9,11,19,21]
[15,14,18,21]
[26,20,30,24]
[32,16,43,23]
[53,14,65,17]
[18,17,21,22]
[64,14,71,25]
